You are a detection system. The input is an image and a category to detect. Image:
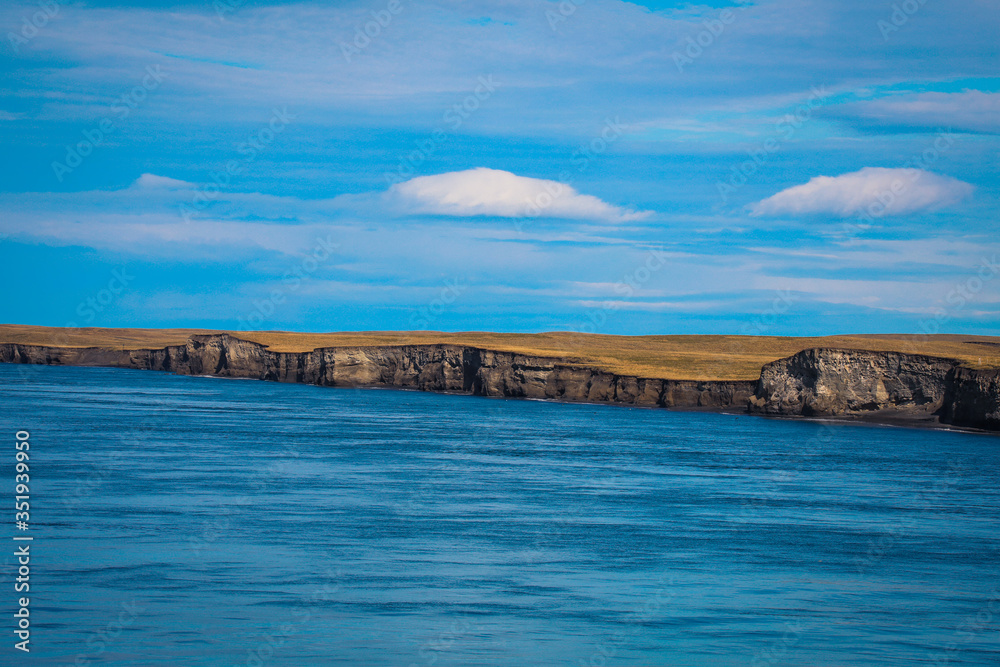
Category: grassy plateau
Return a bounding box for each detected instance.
[2,325,999,382]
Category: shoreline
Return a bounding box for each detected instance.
[9,360,997,436]
[1,330,998,434]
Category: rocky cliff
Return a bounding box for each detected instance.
[748,348,1000,430]
[0,334,753,410]
[1,335,998,431]
[941,366,1000,431]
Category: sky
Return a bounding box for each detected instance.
[1,0,998,336]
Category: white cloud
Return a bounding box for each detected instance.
[389,168,651,222]
[749,167,974,218]
[132,173,194,189]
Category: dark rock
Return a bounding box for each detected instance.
[1,335,997,431]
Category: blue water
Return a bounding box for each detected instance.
[1,364,999,666]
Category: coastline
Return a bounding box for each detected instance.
[1,330,998,433]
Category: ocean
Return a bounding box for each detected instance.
[2,363,999,666]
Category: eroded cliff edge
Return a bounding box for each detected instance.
[1,335,998,431]
[748,348,1000,431]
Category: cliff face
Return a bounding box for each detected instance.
[749,349,956,416]
[748,348,1000,431]
[0,335,754,410]
[941,367,1000,431]
[1,336,997,431]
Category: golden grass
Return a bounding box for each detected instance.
[1,324,998,381]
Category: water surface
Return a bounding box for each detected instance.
[2,364,999,665]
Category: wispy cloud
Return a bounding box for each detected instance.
[132,173,194,190]
[830,90,1000,134]
[749,168,974,218]
[1,0,998,334]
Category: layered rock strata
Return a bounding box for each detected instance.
[1,335,997,431]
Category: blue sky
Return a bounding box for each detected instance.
[1,0,998,336]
